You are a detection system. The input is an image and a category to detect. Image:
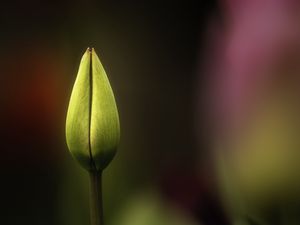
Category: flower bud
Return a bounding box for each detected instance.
[66,48,120,171]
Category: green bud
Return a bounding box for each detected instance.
[66,48,120,172]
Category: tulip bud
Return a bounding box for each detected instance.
[66,48,120,172]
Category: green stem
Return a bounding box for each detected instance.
[89,171,103,225]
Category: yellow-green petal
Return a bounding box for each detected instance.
[66,48,120,171]
[90,50,120,171]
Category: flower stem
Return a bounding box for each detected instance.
[89,171,103,225]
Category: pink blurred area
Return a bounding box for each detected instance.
[207,0,300,137]
[202,0,300,223]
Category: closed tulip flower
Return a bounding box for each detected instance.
[66,48,120,225]
[66,47,120,172]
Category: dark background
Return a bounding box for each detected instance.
[0,1,225,225]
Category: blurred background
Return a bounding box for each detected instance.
[0,1,222,225]
[2,0,300,224]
